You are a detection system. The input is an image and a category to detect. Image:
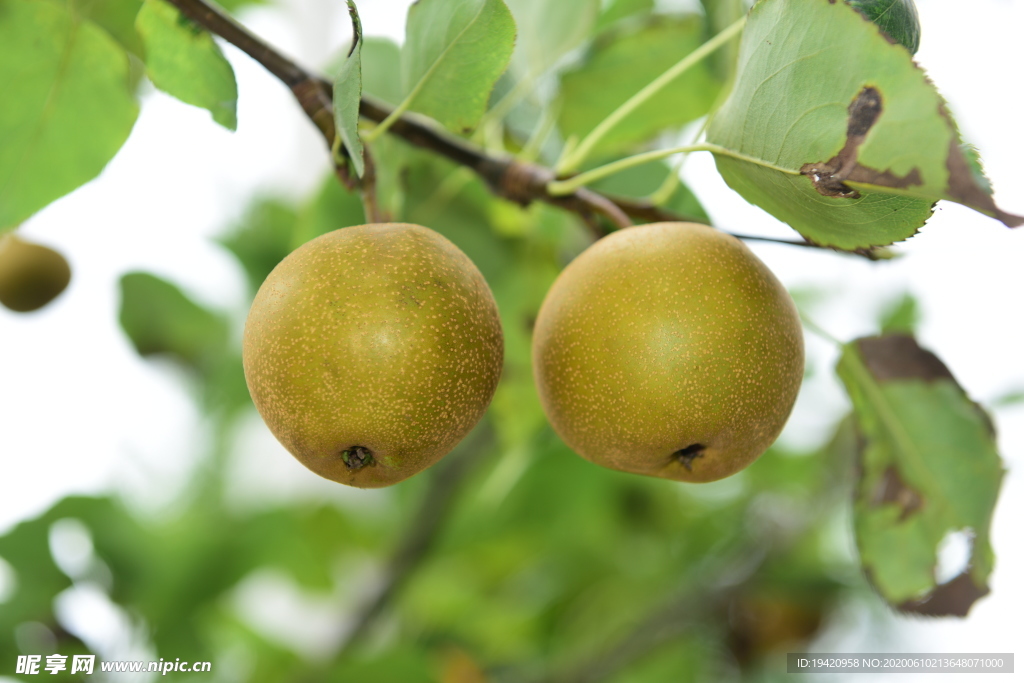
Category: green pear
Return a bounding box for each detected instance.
[0,233,71,313]
[243,223,503,488]
[532,222,803,483]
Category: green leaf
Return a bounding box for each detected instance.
[400,0,516,134]
[329,647,435,683]
[403,155,514,285]
[595,0,654,34]
[991,389,1024,409]
[836,335,1004,615]
[332,1,364,177]
[878,291,919,335]
[846,0,920,54]
[118,271,229,373]
[0,511,73,631]
[0,0,139,229]
[586,160,709,223]
[705,0,1022,250]
[699,0,745,78]
[135,0,238,130]
[505,0,599,78]
[219,197,299,295]
[327,37,401,105]
[73,0,146,55]
[558,17,721,157]
[216,0,266,11]
[359,37,402,106]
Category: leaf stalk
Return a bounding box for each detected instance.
[555,15,747,175]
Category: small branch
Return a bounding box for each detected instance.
[166,0,881,256]
[336,424,495,656]
[612,195,867,252]
[358,146,384,223]
[548,145,714,196]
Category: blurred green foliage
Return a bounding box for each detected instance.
[0,155,865,678]
[1,0,1005,680]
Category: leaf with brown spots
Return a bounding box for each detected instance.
[836,334,1004,616]
[705,0,1021,250]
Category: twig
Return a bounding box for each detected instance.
[357,101,633,232]
[166,0,878,253]
[336,423,495,656]
[357,145,384,223]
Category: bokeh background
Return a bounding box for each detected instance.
[1,0,1022,680]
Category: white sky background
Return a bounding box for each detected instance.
[0,0,1021,679]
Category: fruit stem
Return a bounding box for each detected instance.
[549,144,713,196]
[548,142,802,196]
[554,15,747,176]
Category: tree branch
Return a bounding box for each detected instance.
[167,0,879,253]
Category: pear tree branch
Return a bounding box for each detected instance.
[163,0,880,256]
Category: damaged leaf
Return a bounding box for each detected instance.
[836,334,1004,616]
[333,0,364,177]
[705,0,1021,250]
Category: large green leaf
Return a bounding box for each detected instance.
[332,0,363,177]
[400,0,516,134]
[118,270,247,414]
[705,0,1021,250]
[558,16,721,157]
[118,271,229,374]
[135,0,238,130]
[0,0,139,229]
[836,335,1003,615]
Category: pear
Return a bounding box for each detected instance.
[532,222,803,483]
[243,223,503,488]
[0,233,72,313]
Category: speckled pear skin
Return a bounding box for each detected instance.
[532,222,804,483]
[243,223,503,488]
